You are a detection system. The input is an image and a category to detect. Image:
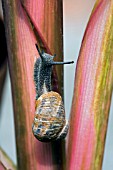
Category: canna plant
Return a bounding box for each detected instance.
[67,0,113,170]
[0,0,113,170]
[1,0,65,170]
[0,147,16,170]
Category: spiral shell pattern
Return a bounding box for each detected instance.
[32,91,65,142]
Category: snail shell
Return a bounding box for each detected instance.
[32,91,66,142]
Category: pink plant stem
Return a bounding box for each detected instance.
[2,0,65,169]
[0,147,16,170]
[67,0,113,170]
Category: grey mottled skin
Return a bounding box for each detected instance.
[34,53,53,99]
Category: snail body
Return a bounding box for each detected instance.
[32,44,74,142]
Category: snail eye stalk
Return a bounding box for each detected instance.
[35,44,43,58]
[51,61,74,65]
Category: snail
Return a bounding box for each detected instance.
[32,44,74,142]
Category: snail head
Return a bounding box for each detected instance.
[35,44,74,66]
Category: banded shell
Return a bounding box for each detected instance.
[32,91,66,142]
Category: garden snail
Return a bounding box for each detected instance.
[32,44,74,142]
